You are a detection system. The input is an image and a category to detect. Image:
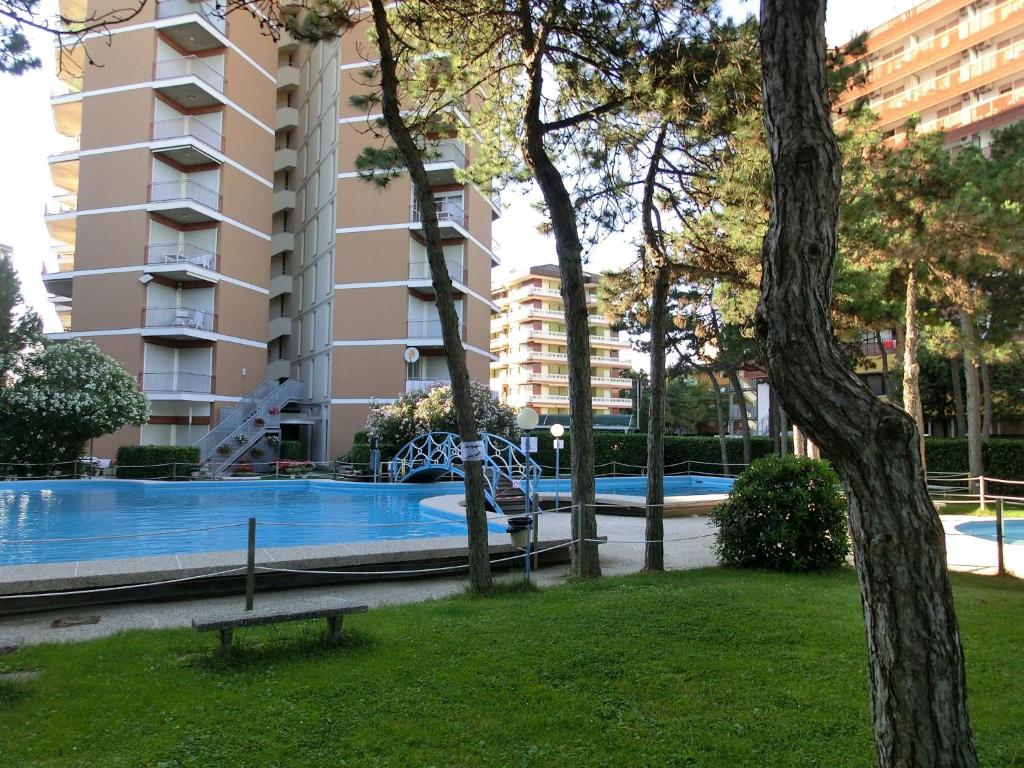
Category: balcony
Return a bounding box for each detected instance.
[274,147,297,172]
[267,358,291,379]
[148,178,220,223]
[407,319,466,342]
[141,306,217,340]
[423,139,466,185]
[268,316,292,340]
[153,56,226,108]
[139,370,215,396]
[269,274,293,299]
[410,197,466,232]
[276,65,299,91]
[271,231,294,255]
[41,270,73,299]
[152,117,223,163]
[272,189,296,213]
[145,242,218,281]
[408,258,467,288]
[276,106,299,131]
[155,0,226,49]
[278,33,299,53]
[406,378,449,394]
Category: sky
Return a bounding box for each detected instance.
[0,0,921,333]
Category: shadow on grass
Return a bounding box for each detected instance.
[462,576,541,600]
[184,625,376,672]
[0,678,33,707]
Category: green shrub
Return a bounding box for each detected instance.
[352,430,370,445]
[116,445,200,479]
[711,455,849,572]
[340,443,372,469]
[278,440,302,461]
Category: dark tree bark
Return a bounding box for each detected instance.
[708,370,729,474]
[769,383,781,454]
[369,0,491,592]
[981,362,993,438]
[875,330,889,397]
[517,3,598,577]
[725,366,753,465]
[951,355,967,438]
[757,4,979,766]
[903,264,926,466]
[642,127,670,573]
[959,309,984,485]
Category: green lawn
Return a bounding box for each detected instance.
[1,569,1022,767]
[938,501,1024,518]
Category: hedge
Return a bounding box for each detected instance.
[925,438,1024,482]
[527,433,776,476]
[116,445,200,479]
[279,440,302,461]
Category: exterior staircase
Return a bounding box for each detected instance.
[490,475,530,516]
[195,378,304,477]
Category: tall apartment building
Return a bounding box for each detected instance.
[490,266,633,416]
[41,1,497,461]
[837,0,1024,148]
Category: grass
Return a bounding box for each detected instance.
[1,569,1022,767]
[938,501,1024,518]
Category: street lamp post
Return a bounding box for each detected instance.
[515,407,539,579]
[550,423,564,513]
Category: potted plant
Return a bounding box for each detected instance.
[254,417,266,427]
[268,406,280,415]
[251,447,265,458]
[235,434,248,445]
[266,435,280,447]
[217,444,232,455]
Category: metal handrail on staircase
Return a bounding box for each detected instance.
[196,378,303,472]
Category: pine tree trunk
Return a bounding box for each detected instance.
[981,363,993,438]
[369,0,491,592]
[642,127,670,573]
[708,370,729,473]
[758,4,979,766]
[778,409,789,456]
[769,383,780,454]
[876,331,889,396]
[644,262,668,572]
[725,367,752,465]
[903,263,926,466]
[518,19,598,577]
[951,356,967,437]
[959,309,984,484]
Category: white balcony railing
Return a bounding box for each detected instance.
[139,370,214,394]
[407,319,466,339]
[411,197,466,227]
[146,242,217,270]
[142,306,216,331]
[423,140,466,167]
[155,0,227,33]
[149,178,220,210]
[409,258,466,284]
[406,378,449,394]
[152,116,222,151]
[154,56,225,92]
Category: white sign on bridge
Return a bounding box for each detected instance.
[461,440,486,462]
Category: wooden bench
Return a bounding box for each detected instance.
[192,602,368,654]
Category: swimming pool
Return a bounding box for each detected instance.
[0,475,734,566]
[955,519,1024,545]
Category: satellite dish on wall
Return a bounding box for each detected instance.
[404,347,421,364]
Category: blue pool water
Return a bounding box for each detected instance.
[0,475,733,566]
[955,519,1024,545]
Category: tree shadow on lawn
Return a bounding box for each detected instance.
[184,624,377,673]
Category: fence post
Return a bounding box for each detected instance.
[979,476,987,512]
[245,517,256,611]
[172,462,177,482]
[996,498,1005,577]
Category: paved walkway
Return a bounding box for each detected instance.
[0,512,1015,648]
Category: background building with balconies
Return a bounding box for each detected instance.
[837,0,1024,149]
[490,265,634,417]
[39,2,499,461]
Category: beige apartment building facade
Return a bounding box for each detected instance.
[490,266,633,416]
[42,1,497,461]
[837,0,1024,147]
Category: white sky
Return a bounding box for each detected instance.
[0,0,920,334]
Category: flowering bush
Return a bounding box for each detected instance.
[0,340,149,464]
[366,381,518,448]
